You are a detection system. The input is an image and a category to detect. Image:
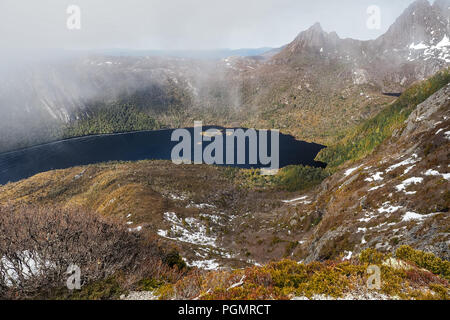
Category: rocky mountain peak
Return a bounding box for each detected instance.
[377,0,449,49]
[272,0,450,89]
[285,22,340,55]
[308,22,324,32]
[410,0,433,10]
[433,0,450,12]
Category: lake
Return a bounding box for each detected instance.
[0,127,326,184]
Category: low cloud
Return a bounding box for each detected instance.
[1,0,419,51]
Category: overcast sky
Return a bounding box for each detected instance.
[0,0,422,51]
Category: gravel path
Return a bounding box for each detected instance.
[120,291,158,300]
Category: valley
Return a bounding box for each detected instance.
[0,0,449,301]
[0,68,448,300]
[3,0,450,152]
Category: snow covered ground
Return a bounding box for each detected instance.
[157,212,217,247]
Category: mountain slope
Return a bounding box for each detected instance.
[271,0,450,90]
[297,80,450,262]
[2,1,450,152]
[237,0,450,143]
[317,68,450,168]
[1,70,448,269]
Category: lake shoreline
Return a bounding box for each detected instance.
[0,127,327,185]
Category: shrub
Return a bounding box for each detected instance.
[396,246,450,280]
[275,165,330,192]
[234,165,330,192]
[0,205,141,298]
[0,204,185,299]
[318,68,450,168]
[163,249,187,270]
[157,251,449,300]
[359,248,388,265]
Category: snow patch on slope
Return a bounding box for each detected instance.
[157,212,217,247]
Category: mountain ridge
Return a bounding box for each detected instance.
[1,69,448,266]
[0,0,449,152]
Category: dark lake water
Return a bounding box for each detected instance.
[0,127,326,185]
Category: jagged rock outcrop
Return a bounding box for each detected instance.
[301,83,450,262]
[272,0,450,91]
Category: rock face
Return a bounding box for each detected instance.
[403,82,450,135]
[299,84,450,262]
[376,0,449,49]
[287,23,341,54]
[371,0,450,89]
[273,0,450,91]
[236,0,450,143]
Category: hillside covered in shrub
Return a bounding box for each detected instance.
[317,68,450,169]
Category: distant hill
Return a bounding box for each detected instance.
[1,69,448,268]
[88,47,274,59]
[0,0,449,152]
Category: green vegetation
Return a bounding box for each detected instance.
[158,247,449,300]
[64,103,161,137]
[36,247,450,300]
[317,68,450,168]
[359,248,389,265]
[51,276,125,300]
[274,165,330,192]
[163,250,188,270]
[231,165,330,192]
[396,245,450,280]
